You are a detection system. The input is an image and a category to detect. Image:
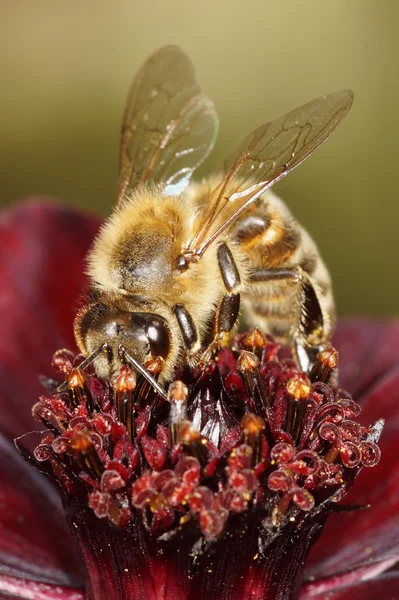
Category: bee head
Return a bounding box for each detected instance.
[74,303,171,380]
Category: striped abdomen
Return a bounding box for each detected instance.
[230,190,335,347]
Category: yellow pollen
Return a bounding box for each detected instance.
[168,380,188,403]
[237,350,260,372]
[71,431,92,453]
[113,366,136,392]
[241,413,266,436]
[145,356,164,376]
[317,347,339,369]
[286,374,311,400]
[149,495,164,512]
[67,368,86,389]
[243,328,266,350]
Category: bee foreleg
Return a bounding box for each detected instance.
[215,241,242,335]
[172,304,200,353]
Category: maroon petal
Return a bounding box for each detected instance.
[0,198,100,439]
[334,319,399,399]
[0,433,83,587]
[305,366,399,580]
[0,573,84,600]
[300,569,399,599]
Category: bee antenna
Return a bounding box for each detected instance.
[56,343,110,393]
[118,345,168,401]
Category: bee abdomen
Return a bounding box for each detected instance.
[242,285,298,339]
[232,191,335,346]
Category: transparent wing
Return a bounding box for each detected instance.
[117,45,218,204]
[187,90,353,255]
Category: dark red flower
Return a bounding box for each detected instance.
[0,198,398,600]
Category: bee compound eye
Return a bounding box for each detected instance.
[145,316,171,359]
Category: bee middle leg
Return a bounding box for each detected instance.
[215,242,242,336]
[200,242,242,363]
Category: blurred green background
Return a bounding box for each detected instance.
[0,0,397,316]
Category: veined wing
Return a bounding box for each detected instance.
[186,90,353,256]
[117,45,218,205]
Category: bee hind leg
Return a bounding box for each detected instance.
[249,266,329,374]
[293,340,322,374]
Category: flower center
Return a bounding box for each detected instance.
[27,329,381,541]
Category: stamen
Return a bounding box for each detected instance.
[309,346,339,384]
[237,350,258,395]
[168,381,188,447]
[120,346,168,400]
[27,333,382,541]
[71,431,104,481]
[134,357,164,408]
[67,368,96,414]
[237,350,270,409]
[178,420,209,466]
[57,343,109,393]
[286,373,311,440]
[113,365,137,441]
[240,413,265,465]
[286,373,311,400]
[242,328,266,356]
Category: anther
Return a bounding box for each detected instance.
[67,367,86,390]
[240,413,265,465]
[113,365,137,440]
[168,381,188,447]
[133,356,163,408]
[119,345,167,401]
[237,350,260,373]
[309,346,339,384]
[237,351,270,409]
[67,368,96,414]
[113,365,137,393]
[286,373,311,400]
[146,356,163,377]
[242,328,267,355]
[179,420,201,445]
[178,420,209,466]
[286,373,311,441]
[71,431,104,481]
[57,343,110,394]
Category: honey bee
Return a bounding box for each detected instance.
[73,45,352,394]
